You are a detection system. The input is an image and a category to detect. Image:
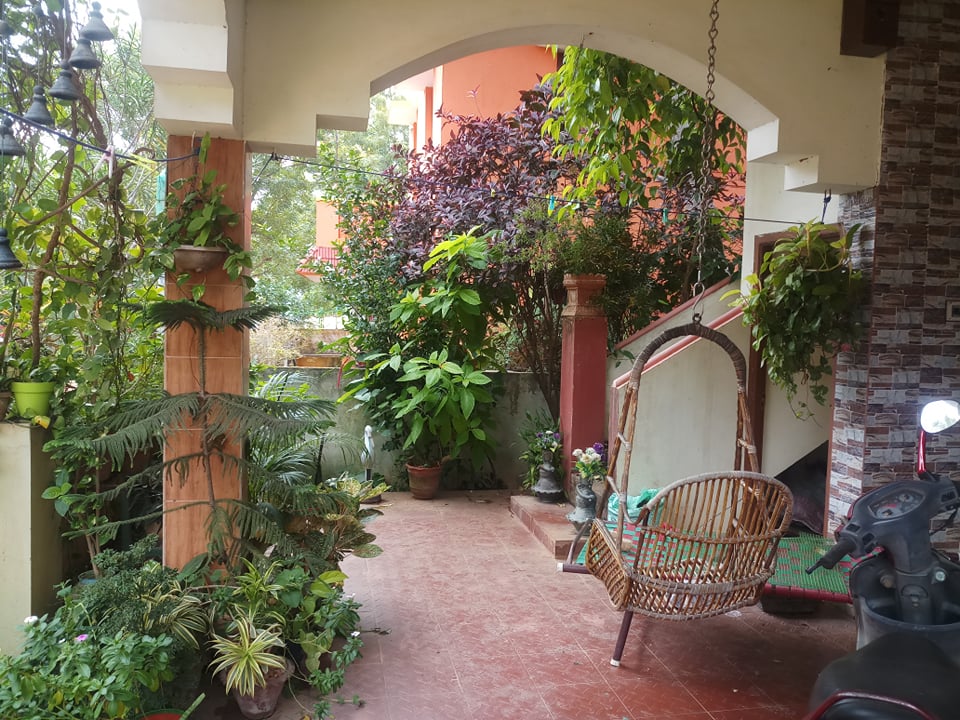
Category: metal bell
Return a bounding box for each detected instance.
[79,2,113,42]
[24,85,54,126]
[0,229,22,270]
[49,64,80,102]
[68,37,101,70]
[0,118,24,157]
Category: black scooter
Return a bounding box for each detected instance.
[803,399,960,720]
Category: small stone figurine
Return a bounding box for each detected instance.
[360,425,382,504]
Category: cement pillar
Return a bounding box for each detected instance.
[559,273,608,499]
[0,424,61,653]
[162,136,250,569]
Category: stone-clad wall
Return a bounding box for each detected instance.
[829,0,960,537]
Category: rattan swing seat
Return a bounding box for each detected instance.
[586,470,793,619]
[584,321,793,663]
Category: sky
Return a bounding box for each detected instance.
[90,0,140,30]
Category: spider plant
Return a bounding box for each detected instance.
[208,614,287,698]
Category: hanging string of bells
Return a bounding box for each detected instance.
[0,1,114,270]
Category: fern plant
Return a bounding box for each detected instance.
[80,300,340,569]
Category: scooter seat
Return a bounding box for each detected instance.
[808,632,960,719]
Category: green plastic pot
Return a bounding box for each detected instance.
[10,381,55,417]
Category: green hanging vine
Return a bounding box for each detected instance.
[730,220,867,416]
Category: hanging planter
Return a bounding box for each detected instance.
[729,220,866,416]
[152,134,254,299]
[173,245,229,273]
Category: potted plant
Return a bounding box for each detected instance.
[9,358,60,419]
[0,378,10,420]
[728,220,866,416]
[152,134,253,301]
[208,613,292,720]
[204,558,362,720]
[566,441,607,526]
[339,230,502,499]
[518,410,564,500]
[138,693,205,720]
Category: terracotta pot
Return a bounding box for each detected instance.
[0,390,10,420]
[406,463,442,500]
[232,658,293,719]
[173,245,228,273]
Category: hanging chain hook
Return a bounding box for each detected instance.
[820,188,832,223]
[692,0,720,325]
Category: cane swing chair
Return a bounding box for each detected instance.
[583,319,794,665]
[562,0,793,666]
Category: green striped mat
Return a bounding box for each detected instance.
[575,525,852,603]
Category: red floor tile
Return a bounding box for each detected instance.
[279,492,857,719]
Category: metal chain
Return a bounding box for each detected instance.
[692,0,720,322]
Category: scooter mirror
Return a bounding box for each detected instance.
[920,399,960,434]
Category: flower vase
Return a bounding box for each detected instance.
[566,474,598,528]
[532,449,564,503]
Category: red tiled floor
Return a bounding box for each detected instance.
[249,491,857,719]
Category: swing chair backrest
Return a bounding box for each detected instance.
[599,321,760,540]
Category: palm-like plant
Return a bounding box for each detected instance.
[84,300,339,568]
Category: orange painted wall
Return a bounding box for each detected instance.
[436,46,558,144]
[315,46,558,257]
[315,201,341,250]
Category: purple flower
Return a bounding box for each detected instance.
[74,634,89,643]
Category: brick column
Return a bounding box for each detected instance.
[559,273,607,499]
[829,0,960,541]
[163,136,250,569]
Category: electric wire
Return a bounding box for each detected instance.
[273,152,806,228]
[5,109,814,228]
[0,107,198,163]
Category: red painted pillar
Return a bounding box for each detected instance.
[559,273,608,499]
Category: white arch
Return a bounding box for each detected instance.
[140,0,884,193]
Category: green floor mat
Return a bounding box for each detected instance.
[575,526,852,604]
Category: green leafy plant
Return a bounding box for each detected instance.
[340,229,502,470]
[208,614,287,698]
[77,301,337,570]
[70,537,207,711]
[151,134,254,301]
[203,556,364,714]
[0,598,181,719]
[729,220,866,414]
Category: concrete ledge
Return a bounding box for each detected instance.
[510,494,579,560]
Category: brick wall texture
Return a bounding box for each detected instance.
[830,0,960,541]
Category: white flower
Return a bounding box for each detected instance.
[351,631,360,637]
[23,616,38,625]
[573,449,583,458]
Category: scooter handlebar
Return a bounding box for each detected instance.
[806,536,857,574]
